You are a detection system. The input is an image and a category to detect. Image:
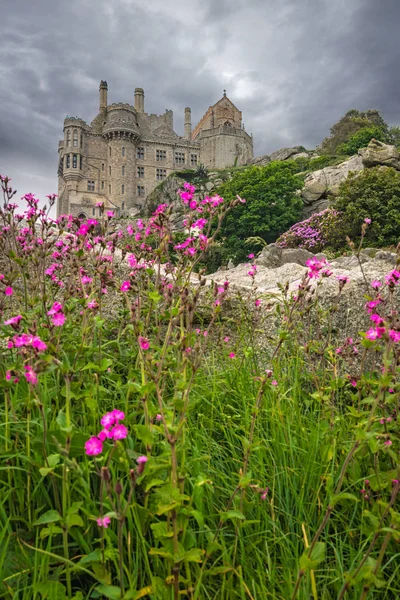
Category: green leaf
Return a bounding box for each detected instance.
[34,582,67,599]
[181,548,205,563]
[39,525,63,539]
[133,424,153,446]
[56,410,73,434]
[221,510,246,522]
[95,585,122,599]
[300,542,326,572]
[66,514,84,528]
[149,548,174,560]
[150,522,173,539]
[79,549,103,564]
[34,510,62,526]
[330,493,359,507]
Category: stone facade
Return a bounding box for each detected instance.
[57,82,253,218]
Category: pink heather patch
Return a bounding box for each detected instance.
[139,336,150,350]
[136,455,148,464]
[85,436,103,456]
[97,515,111,528]
[111,424,128,440]
[4,286,13,296]
[52,312,66,327]
[120,280,131,292]
[4,315,22,326]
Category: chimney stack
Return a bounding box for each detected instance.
[184,107,192,140]
[134,88,145,112]
[99,80,108,111]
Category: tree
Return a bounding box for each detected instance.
[318,109,389,155]
[338,126,388,155]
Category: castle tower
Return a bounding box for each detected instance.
[134,88,145,113]
[99,80,108,111]
[184,107,192,140]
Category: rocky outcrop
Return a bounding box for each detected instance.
[358,138,400,169]
[248,154,271,167]
[255,243,327,268]
[269,146,306,162]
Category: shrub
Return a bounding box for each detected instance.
[335,166,400,247]
[338,126,388,155]
[277,207,347,252]
[214,161,303,264]
[318,109,389,155]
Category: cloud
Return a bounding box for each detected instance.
[1,0,400,203]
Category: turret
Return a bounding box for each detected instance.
[134,88,145,113]
[184,107,192,140]
[99,80,108,111]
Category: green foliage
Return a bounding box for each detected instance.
[338,126,388,155]
[213,161,303,264]
[335,166,400,246]
[388,125,400,149]
[319,109,389,155]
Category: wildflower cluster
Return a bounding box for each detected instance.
[277,207,346,252]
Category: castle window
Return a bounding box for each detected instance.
[122,147,125,157]
[109,147,112,156]
[137,166,144,178]
[109,184,111,194]
[66,130,71,146]
[121,184,125,195]
[101,181,104,189]
[156,149,166,161]
[175,152,185,164]
[72,154,78,168]
[122,202,125,210]
[137,185,145,197]
[80,156,83,170]
[101,163,104,171]
[109,166,111,176]
[65,154,70,168]
[190,154,198,166]
[73,130,78,147]
[122,165,125,176]
[156,168,167,181]
[136,147,145,159]
[80,134,83,148]
[92,208,95,216]
[87,180,95,191]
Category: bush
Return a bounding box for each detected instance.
[214,161,303,264]
[335,166,400,247]
[318,109,389,155]
[277,208,347,252]
[338,126,388,155]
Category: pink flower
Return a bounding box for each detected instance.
[106,211,114,218]
[371,280,381,290]
[85,436,103,455]
[5,370,12,381]
[156,414,162,422]
[271,380,278,386]
[389,330,400,342]
[4,315,22,326]
[101,412,116,429]
[52,312,66,327]
[385,269,400,286]
[260,487,269,501]
[97,515,111,528]
[32,336,47,352]
[248,253,255,259]
[139,336,150,350]
[255,299,261,307]
[97,429,113,441]
[137,455,148,465]
[370,313,384,325]
[224,336,230,343]
[47,301,63,315]
[384,439,392,446]
[4,286,13,296]
[111,424,128,440]
[337,275,350,284]
[229,352,236,359]
[364,218,371,224]
[24,366,38,385]
[87,300,98,309]
[365,327,385,340]
[81,275,92,285]
[120,280,130,292]
[111,409,125,421]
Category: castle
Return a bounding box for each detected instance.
[57,81,253,218]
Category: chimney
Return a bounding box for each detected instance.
[134,88,145,112]
[99,80,108,111]
[184,107,192,140]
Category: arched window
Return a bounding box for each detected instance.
[65,154,70,168]
[109,147,111,157]
[122,202,125,210]
[72,154,77,168]
[78,212,86,220]
[101,163,104,171]
[109,166,111,175]
[66,130,71,146]
[122,165,125,176]
[73,130,78,147]
[122,147,125,157]
[92,208,95,216]
[121,184,125,195]
[109,184,111,194]
[80,156,83,170]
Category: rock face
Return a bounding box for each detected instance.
[359,138,400,170]
[208,253,399,341]
[269,146,306,162]
[256,243,327,269]
[248,154,271,166]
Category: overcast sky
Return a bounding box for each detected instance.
[1,0,400,203]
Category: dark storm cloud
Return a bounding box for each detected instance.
[1,0,400,202]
